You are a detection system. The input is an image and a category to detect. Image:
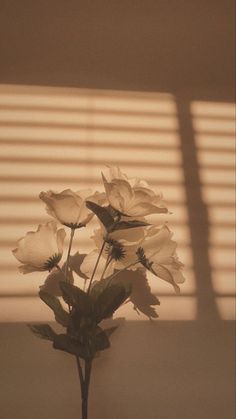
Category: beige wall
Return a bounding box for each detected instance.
[0,2,235,418]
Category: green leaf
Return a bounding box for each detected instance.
[59,282,91,314]
[86,200,115,231]
[94,283,132,322]
[28,324,56,341]
[39,290,69,327]
[112,220,150,232]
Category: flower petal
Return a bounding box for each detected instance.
[12,221,64,273]
[150,263,180,294]
[80,250,100,278]
[18,264,42,274]
[127,202,168,216]
[56,228,66,255]
[40,190,82,226]
[142,225,172,257]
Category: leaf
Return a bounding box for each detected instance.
[112,220,150,232]
[129,269,160,319]
[89,278,110,301]
[39,290,69,327]
[94,283,132,322]
[53,334,82,356]
[150,264,180,294]
[59,282,91,314]
[28,324,56,341]
[40,267,74,297]
[95,327,110,351]
[105,268,159,319]
[103,326,119,337]
[86,201,114,231]
[53,333,95,359]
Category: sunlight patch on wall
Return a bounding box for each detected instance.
[0,84,195,321]
[192,100,236,320]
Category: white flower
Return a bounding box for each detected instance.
[80,226,145,279]
[12,221,66,274]
[102,166,168,217]
[39,189,105,228]
[137,225,185,293]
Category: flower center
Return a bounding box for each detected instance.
[43,253,62,271]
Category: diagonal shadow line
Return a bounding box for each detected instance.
[176,96,220,321]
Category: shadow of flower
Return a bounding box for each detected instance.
[107,268,160,319]
[40,252,88,296]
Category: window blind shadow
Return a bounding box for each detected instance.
[0,84,235,322]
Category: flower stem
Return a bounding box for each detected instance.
[100,255,112,281]
[76,357,92,419]
[87,240,106,294]
[65,228,75,280]
[76,356,84,387]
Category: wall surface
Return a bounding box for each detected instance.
[0,2,235,419]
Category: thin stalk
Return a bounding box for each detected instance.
[87,240,106,294]
[76,356,84,388]
[65,228,75,280]
[81,359,92,419]
[100,255,113,281]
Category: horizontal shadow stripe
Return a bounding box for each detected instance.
[193,130,235,137]
[0,291,234,298]
[0,261,193,270]
[0,240,234,250]
[0,175,234,190]
[0,156,181,169]
[0,175,181,186]
[0,121,178,134]
[0,217,185,226]
[0,195,185,205]
[1,196,234,209]
[0,139,180,151]
[3,105,234,121]
[0,104,176,118]
[0,217,234,228]
[0,139,235,155]
[0,87,174,100]
[1,156,234,172]
[191,114,235,121]
[196,146,236,153]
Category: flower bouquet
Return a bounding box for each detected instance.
[12,167,185,419]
